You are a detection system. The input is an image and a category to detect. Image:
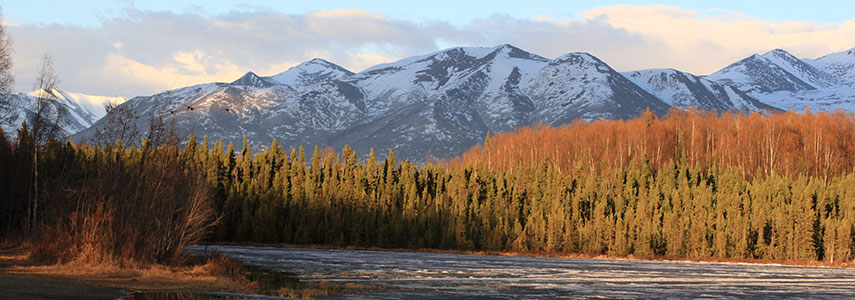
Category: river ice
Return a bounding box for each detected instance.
[190,245,855,299]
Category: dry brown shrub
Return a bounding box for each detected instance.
[193,251,244,281]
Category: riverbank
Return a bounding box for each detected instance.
[0,242,377,299]
[4,241,852,299]
[206,242,855,269]
[0,243,253,299]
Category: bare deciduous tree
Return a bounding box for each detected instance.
[93,103,141,147]
[27,54,64,234]
[30,54,65,145]
[146,92,180,148]
[0,7,15,128]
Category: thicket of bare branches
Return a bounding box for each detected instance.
[92,103,141,147]
[28,143,217,266]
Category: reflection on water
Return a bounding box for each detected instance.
[242,265,301,291]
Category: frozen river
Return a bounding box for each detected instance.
[190,245,855,299]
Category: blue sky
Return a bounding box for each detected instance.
[2,1,854,97]
[5,0,854,27]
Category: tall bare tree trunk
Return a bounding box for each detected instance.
[27,54,60,235]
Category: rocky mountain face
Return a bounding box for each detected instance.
[73,45,855,161]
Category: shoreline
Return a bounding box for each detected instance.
[0,244,252,299]
[203,242,855,269]
[3,241,853,299]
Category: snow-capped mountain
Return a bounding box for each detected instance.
[1,88,125,139]
[76,44,674,161]
[707,49,836,94]
[707,48,855,112]
[328,45,549,157]
[78,76,366,149]
[269,58,354,87]
[526,53,669,124]
[74,45,855,161]
[624,68,776,112]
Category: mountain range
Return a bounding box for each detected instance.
[25,44,855,161]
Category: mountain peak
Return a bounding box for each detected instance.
[552,52,602,66]
[764,48,791,55]
[759,49,800,62]
[489,44,546,61]
[710,47,838,93]
[305,58,345,69]
[268,58,354,87]
[231,71,273,88]
[294,58,353,74]
[493,43,520,51]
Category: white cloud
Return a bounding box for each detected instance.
[103,52,244,91]
[5,5,855,97]
[577,5,855,73]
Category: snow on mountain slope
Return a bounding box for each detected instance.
[350,45,547,117]
[27,88,126,124]
[2,89,126,139]
[746,85,855,112]
[76,74,368,150]
[332,44,553,158]
[759,49,838,88]
[707,48,855,113]
[624,68,777,112]
[525,53,670,123]
[231,71,275,88]
[707,50,820,94]
[268,58,354,87]
[806,48,855,84]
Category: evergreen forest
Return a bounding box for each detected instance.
[1,109,854,264]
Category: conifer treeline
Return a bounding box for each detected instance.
[1,110,854,263]
[190,110,854,262]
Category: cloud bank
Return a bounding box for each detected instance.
[7,5,855,97]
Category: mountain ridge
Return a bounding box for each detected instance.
[71,45,855,161]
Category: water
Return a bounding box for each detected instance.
[189,245,855,299]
